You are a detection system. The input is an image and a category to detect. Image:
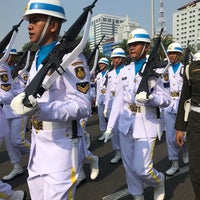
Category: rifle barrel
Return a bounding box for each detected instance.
[0,20,24,53]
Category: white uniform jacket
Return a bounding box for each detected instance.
[107,62,171,139]
[105,66,124,111]
[89,81,96,101]
[0,63,14,137]
[95,70,108,105]
[163,62,183,114]
[27,52,91,174]
[3,70,29,119]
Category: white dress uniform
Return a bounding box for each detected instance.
[90,78,96,114]
[163,62,187,161]
[105,65,124,152]
[90,81,96,101]
[3,69,30,166]
[95,70,108,133]
[0,63,18,198]
[27,51,91,200]
[107,60,170,196]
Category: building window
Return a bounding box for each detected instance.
[103,18,107,22]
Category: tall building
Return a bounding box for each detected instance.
[173,0,200,48]
[114,16,140,42]
[89,14,125,52]
[89,14,140,56]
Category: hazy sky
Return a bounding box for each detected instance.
[0,0,190,51]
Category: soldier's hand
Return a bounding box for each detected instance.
[10,92,39,116]
[103,108,107,118]
[176,130,185,147]
[135,91,153,104]
[104,127,113,143]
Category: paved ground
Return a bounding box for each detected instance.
[0,113,195,200]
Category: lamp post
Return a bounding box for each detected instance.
[151,0,155,37]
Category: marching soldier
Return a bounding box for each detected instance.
[163,42,189,177]
[95,57,110,141]
[2,48,30,181]
[10,0,91,199]
[0,62,26,199]
[103,48,126,164]
[103,28,170,200]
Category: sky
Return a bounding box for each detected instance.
[0,0,191,51]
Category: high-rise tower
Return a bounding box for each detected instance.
[156,0,167,35]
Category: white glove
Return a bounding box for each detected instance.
[10,92,39,116]
[135,91,153,104]
[80,119,86,128]
[103,108,107,118]
[104,127,113,143]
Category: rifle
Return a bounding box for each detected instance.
[184,41,194,64]
[23,0,97,107]
[136,28,168,96]
[0,20,23,54]
[12,44,32,80]
[88,34,105,69]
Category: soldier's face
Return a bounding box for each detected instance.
[99,63,106,71]
[167,52,181,64]
[128,42,149,60]
[27,14,48,44]
[112,57,122,68]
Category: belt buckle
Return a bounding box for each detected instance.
[129,103,138,113]
[171,91,179,97]
[31,118,43,133]
[101,89,106,94]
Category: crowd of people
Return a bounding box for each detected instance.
[0,0,200,200]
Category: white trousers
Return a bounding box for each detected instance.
[164,111,187,160]
[0,137,12,199]
[97,104,107,132]
[107,110,120,151]
[119,131,162,195]
[4,117,30,164]
[28,169,78,200]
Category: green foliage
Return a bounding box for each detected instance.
[118,39,129,55]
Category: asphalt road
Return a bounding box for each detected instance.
[0,113,195,200]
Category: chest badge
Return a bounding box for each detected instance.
[1,74,8,82]
[163,73,169,81]
[75,66,85,80]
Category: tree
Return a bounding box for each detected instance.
[118,39,129,55]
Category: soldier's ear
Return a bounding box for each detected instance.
[49,20,59,32]
[49,17,62,33]
[145,43,150,51]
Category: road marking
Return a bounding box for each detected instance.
[102,165,189,200]
[102,188,129,200]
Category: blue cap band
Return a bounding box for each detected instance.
[113,52,125,56]
[133,33,150,39]
[10,49,17,53]
[174,47,183,51]
[29,3,65,15]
